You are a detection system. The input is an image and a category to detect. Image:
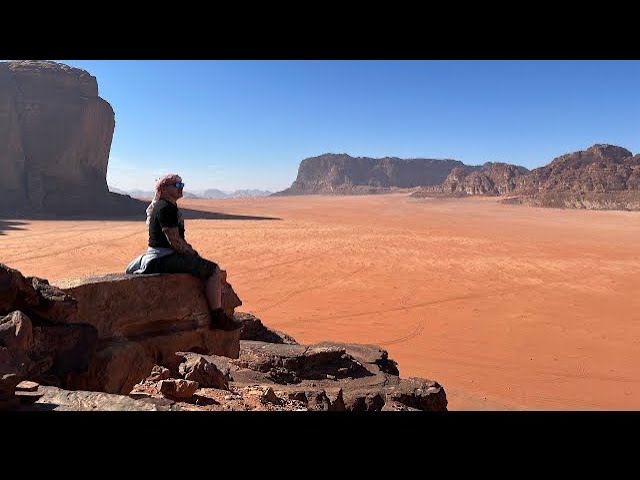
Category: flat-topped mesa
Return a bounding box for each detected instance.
[7,60,99,97]
[274,153,466,195]
[0,60,146,216]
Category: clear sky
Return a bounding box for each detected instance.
[55,60,640,193]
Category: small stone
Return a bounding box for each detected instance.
[260,387,282,405]
[159,379,199,399]
[15,381,39,392]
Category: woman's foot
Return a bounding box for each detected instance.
[209,308,241,331]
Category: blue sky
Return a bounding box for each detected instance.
[55,60,640,192]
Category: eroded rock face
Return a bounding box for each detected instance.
[27,385,179,411]
[1,263,242,399]
[513,144,638,195]
[54,272,242,394]
[0,60,145,216]
[125,337,447,411]
[235,312,298,344]
[412,144,640,210]
[1,263,95,408]
[225,340,446,411]
[413,162,528,197]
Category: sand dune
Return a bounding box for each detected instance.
[2,194,639,410]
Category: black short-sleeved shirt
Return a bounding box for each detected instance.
[148,198,185,248]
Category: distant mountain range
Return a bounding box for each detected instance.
[410,144,640,210]
[108,187,272,200]
[273,145,640,210]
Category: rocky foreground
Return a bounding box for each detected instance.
[0,263,447,411]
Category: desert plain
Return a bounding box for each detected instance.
[2,193,639,410]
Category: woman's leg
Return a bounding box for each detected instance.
[148,253,236,329]
[150,252,220,311]
[205,265,222,310]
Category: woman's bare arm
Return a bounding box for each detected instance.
[162,227,198,255]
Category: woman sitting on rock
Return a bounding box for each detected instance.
[126,173,236,330]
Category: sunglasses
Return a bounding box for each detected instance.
[173,182,185,188]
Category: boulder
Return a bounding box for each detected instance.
[174,352,232,390]
[56,272,241,339]
[0,263,78,321]
[65,327,239,394]
[235,311,298,344]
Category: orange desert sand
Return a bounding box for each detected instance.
[2,194,639,410]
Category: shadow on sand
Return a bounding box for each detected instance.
[0,208,280,222]
[0,194,281,225]
[180,208,280,221]
[0,219,28,235]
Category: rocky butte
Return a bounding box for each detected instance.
[0,60,145,217]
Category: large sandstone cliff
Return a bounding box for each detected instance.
[0,60,145,216]
[274,153,466,195]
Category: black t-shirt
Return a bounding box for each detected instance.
[148,198,185,248]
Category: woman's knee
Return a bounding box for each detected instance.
[204,262,220,280]
[212,263,221,279]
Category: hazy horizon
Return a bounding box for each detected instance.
[50,60,640,192]
[107,184,273,196]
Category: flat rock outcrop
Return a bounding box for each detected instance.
[56,272,241,339]
[126,338,447,411]
[229,340,445,411]
[23,384,179,411]
[0,60,145,216]
[0,263,242,400]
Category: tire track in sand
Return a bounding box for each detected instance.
[5,231,145,263]
[376,318,426,346]
[232,244,345,279]
[254,265,370,313]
